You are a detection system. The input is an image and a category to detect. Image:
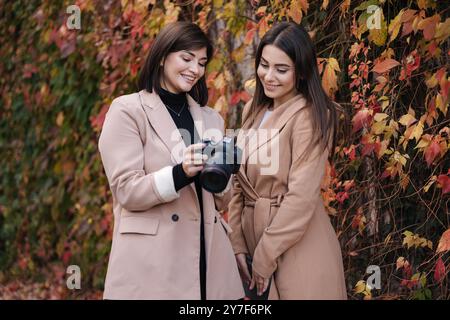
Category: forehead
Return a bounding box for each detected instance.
[261,45,293,65]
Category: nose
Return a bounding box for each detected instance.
[264,68,276,82]
[188,61,200,76]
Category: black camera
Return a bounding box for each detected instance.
[199,136,242,193]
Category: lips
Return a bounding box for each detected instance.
[264,83,280,91]
[181,73,196,83]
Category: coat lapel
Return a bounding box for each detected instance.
[139,90,184,163]
[237,94,308,181]
[139,89,215,205]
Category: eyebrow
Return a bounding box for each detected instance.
[183,50,208,61]
[261,56,292,68]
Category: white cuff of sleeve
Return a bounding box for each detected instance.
[215,175,232,196]
[153,166,180,203]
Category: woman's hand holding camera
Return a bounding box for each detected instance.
[182,143,208,178]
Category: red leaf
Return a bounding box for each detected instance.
[361,143,375,157]
[240,90,251,102]
[372,59,400,74]
[434,257,446,283]
[437,175,450,194]
[424,139,440,166]
[244,29,256,45]
[352,109,372,132]
[62,250,72,265]
[230,92,241,105]
[336,191,349,204]
[90,104,109,132]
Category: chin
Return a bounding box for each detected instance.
[263,90,278,99]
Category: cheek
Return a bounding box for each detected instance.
[280,72,295,87]
[257,66,265,80]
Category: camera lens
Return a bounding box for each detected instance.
[200,166,229,193]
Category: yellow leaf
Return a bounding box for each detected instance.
[396,256,405,270]
[213,73,226,91]
[321,0,329,10]
[415,138,430,150]
[436,94,447,115]
[388,10,403,43]
[379,96,390,111]
[411,121,424,142]
[435,18,450,43]
[368,10,387,46]
[354,280,366,294]
[256,6,267,15]
[425,73,438,88]
[423,176,436,192]
[372,121,386,135]
[374,113,389,122]
[327,57,341,72]
[403,230,414,249]
[213,96,227,112]
[399,114,417,126]
[384,233,392,246]
[231,45,246,63]
[56,112,64,127]
[244,78,256,96]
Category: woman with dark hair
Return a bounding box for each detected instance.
[228,22,347,299]
[99,21,244,299]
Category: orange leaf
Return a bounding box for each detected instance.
[417,14,440,40]
[436,229,450,254]
[372,59,400,74]
[322,58,340,97]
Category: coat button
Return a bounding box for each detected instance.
[214,216,217,223]
[171,214,179,222]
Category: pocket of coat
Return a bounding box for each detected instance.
[218,215,233,234]
[119,216,160,235]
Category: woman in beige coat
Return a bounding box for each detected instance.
[98,22,243,299]
[228,22,347,299]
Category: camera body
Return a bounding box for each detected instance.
[199,136,242,193]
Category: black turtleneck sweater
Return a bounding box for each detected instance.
[159,88,207,300]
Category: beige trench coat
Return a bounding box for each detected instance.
[228,94,347,299]
[98,90,244,299]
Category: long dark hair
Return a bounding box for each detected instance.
[251,22,338,158]
[138,21,213,106]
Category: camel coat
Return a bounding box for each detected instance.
[98,90,244,300]
[228,94,347,299]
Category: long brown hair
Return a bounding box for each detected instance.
[138,21,213,106]
[251,22,338,158]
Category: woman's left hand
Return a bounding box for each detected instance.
[249,271,270,297]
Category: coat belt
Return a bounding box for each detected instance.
[243,194,284,240]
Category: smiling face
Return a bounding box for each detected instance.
[257,44,298,108]
[160,47,208,94]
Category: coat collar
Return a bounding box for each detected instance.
[138,89,207,164]
[237,94,308,173]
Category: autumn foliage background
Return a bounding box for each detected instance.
[0,0,449,299]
